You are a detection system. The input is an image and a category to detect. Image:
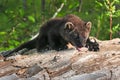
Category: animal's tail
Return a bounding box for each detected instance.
[1,38,37,57]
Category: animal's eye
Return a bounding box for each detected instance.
[73,33,79,39]
[66,29,73,33]
[74,33,78,37]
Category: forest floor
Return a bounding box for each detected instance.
[0,38,120,80]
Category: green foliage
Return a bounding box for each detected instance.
[0,0,120,51]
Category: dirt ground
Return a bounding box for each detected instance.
[0,38,120,80]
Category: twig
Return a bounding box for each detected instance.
[31,3,64,40]
[31,33,39,40]
[110,13,112,40]
[52,3,65,18]
[31,2,65,40]
[78,0,83,12]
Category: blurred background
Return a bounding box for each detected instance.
[0,0,120,51]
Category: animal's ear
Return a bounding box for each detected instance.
[64,22,74,30]
[86,22,92,30]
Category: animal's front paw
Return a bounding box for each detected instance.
[86,38,100,51]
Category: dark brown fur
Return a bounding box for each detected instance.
[1,14,99,57]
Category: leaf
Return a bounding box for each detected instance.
[19,9,25,17]
[114,10,120,17]
[0,32,7,35]
[28,15,35,23]
[112,24,120,32]
[95,1,103,7]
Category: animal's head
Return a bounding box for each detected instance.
[63,14,92,51]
